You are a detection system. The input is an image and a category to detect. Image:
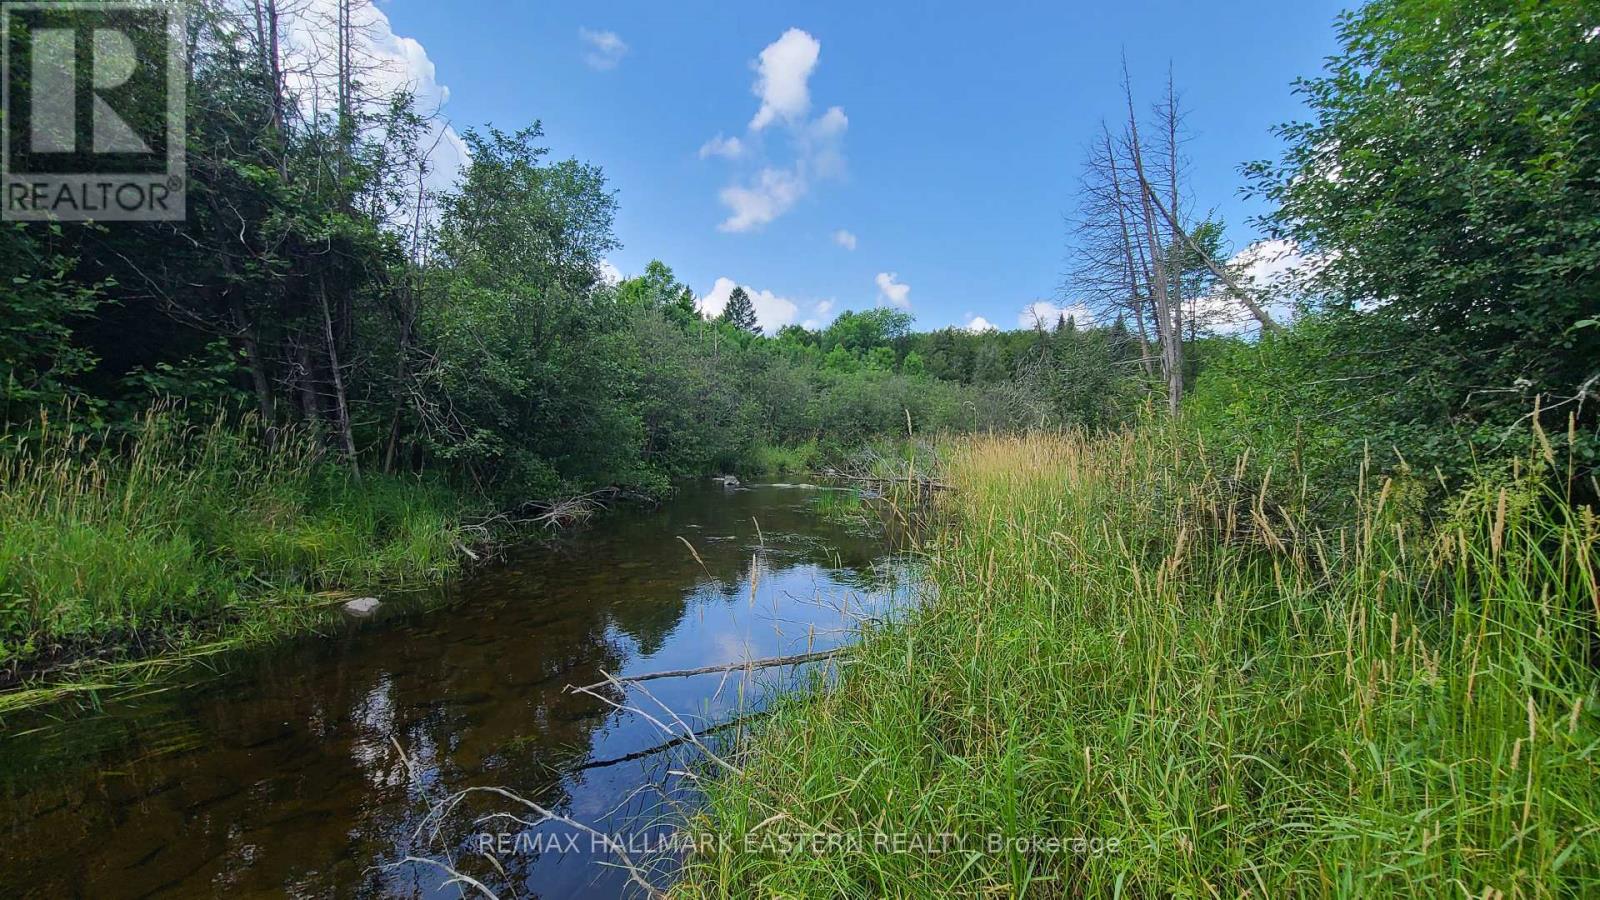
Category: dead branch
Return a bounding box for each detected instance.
[570,709,773,773]
[568,649,848,694]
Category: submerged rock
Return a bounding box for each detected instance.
[717,475,741,488]
[342,597,381,618]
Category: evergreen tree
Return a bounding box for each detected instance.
[720,287,760,333]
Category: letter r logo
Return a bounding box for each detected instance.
[29,26,152,154]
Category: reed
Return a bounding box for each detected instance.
[677,424,1600,897]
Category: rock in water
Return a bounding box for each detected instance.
[343,597,381,617]
[719,475,740,488]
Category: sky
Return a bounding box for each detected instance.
[372,0,1351,333]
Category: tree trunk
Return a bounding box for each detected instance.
[1103,130,1156,379]
[1124,80,1182,415]
[319,275,360,478]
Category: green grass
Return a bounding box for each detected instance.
[677,426,1600,897]
[811,488,866,522]
[739,440,824,479]
[0,407,481,707]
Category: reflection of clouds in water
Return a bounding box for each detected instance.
[712,631,754,665]
[350,674,396,775]
[0,484,910,898]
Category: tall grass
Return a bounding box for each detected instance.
[678,426,1600,896]
[0,407,475,692]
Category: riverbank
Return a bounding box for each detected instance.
[677,428,1600,896]
[0,411,494,712]
[0,479,909,897]
[0,409,886,714]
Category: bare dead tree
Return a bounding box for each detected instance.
[1122,64,1183,414]
[1068,63,1284,418]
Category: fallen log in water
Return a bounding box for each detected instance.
[806,471,953,491]
[568,648,848,694]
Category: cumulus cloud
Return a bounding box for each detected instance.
[705,29,847,233]
[717,168,808,233]
[875,272,911,308]
[964,316,996,333]
[1018,300,1095,330]
[832,229,857,251]
[597,258,624,285]
[749,28,821,131]
[698,134,746,160]
[579,28,628,70]
[698,277,800,332]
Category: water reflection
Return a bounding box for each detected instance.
[0,483,911,897]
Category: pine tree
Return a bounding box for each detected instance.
[719,286,760,333]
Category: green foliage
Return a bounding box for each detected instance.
[1247,0,1600,477]
[0,225,104,428]
[822,308,913,352]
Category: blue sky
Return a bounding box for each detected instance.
[381,0,1349,332]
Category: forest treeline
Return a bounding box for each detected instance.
[0,0,1144,684]
[10,0,1591,507]
[2,0,1144,508]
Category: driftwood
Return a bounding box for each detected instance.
[568,649,847,694]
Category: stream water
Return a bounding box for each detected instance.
[0,482,913,898]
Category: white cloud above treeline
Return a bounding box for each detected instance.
[579,28,628,70]
[875,272,911,308]
[1196,239,1322,334]
[749,28,820,130]
[702,28,849,233]
[699,134,745,160]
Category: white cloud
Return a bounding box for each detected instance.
[815,299,835,316]
[697,277,800,332]
[717,167,807,233]
[964,316,996,333]
[597,258,623,285]
[749,28,821,131]
[698,133,745,160]
[832,229,857,251]
[875,272,911,308]
[1018,300,1095,329]
[708,30,847,232]
[579,28,628,70]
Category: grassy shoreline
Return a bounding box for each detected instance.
[0,411,878,715]
[0,410,491,714]
[677,428,1600,896]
